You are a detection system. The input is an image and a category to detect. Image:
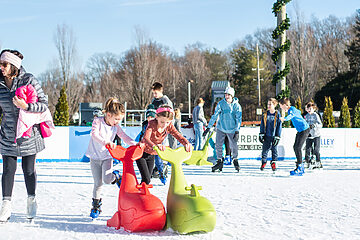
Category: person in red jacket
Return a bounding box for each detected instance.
[139,105,192,184]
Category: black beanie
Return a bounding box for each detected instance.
[146,104,156,118]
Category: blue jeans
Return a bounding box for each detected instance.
[194,122,204,150]
[261,136,278,162]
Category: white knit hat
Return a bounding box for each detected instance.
[224,87,235,97]
[0,52,22,69]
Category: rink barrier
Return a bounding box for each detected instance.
[0,126,359,162]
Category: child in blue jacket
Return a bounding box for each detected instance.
[279,98,310,176]
[259,98,282,171]
[204,87,242,172]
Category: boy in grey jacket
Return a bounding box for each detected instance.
[304,102,323,169]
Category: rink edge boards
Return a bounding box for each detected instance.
[0,157,360,163]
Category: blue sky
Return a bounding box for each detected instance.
[0,0,358,76]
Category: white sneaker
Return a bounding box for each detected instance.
[27,196,37,219]
[0,200,11,222]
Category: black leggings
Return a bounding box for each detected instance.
[136,152,155,185]
[293,129,310,165]
[1,155,37,199]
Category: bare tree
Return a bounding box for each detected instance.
[53,23,83,117]
[312,15,352,83]
[286,9,320,105]
[119,40,170,109]
[183,44,211,108]
[84,52,121,103]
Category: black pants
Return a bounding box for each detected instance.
[1,154,37,199]
[136,152,155,184]
[305,137,321,162]
[224,136,231,156]
[293,129,310,165]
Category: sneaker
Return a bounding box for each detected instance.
[112,170,122,188]
[260,162,267,171]
[90,198,102,219]
[0,200,11,222]
[212,159,223,172]
[233,159,240,172]
[270,161,276,171]
[27,196,37,219]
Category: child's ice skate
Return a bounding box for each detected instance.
[290,163,305,176]
[260,162,267,171]
[90,198,102,219]
[270,161,276,172]
[112,170,122,188]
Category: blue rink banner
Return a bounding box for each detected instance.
[4,126,358,162]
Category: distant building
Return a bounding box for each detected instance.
[79,103,103,126]
[211,80,230,112]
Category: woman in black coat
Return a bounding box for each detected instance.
[0,49,48,222]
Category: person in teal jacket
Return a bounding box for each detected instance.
[204,87,242,172]
[279,97,310,176]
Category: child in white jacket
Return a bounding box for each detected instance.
[85,97,137,219]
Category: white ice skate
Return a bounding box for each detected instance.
[0,200,11,222]
[27,196,37,219]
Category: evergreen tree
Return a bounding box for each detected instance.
[353,99,360,128]
[323,96,335,128]
[295,96,303,114]
[339,97,351,128]
[54,85,69,126]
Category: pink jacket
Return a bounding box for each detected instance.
[15,85,55,141]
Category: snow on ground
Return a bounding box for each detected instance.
[1,158,360,240]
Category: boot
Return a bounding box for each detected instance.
[90,198,102,219]
[212,158,223,172]
[260,162,267,171]
[315,161,323,169]
[270,161,276,172]
[290,163,305,176]
[159,173,167,185]
[233,159,240,172]
[27,196,37,219]
[0,200,11,222]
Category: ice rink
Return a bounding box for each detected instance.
[1,158,360,240]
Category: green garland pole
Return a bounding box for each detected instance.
[272,0,291,100]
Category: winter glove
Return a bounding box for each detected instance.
[309,124,315,129]
[203,128,210,137]
[273,136,281,147]
[259,133,265,144]
[233,131,239,142]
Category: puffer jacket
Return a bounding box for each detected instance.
[208,98,242,133]
[0,67,48,156]
[304,112,322,138]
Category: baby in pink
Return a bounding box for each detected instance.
[15,84,55,141]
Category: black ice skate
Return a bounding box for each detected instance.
[260,162,267,171]
[212,158,223,172]
[233,159,240,172]
[270,161,276,171]
[90,198,102,219]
